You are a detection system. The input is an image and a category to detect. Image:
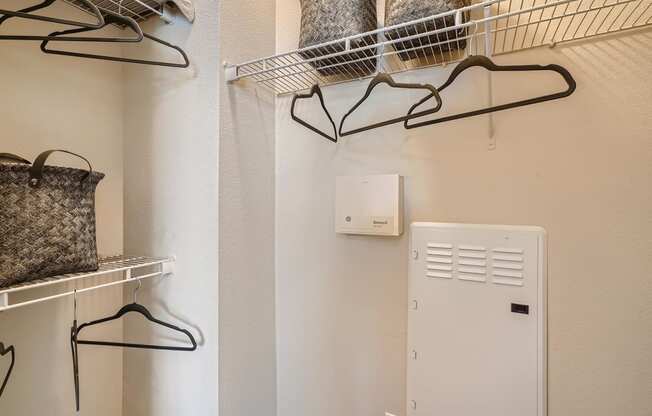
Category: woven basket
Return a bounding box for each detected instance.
[299,0,378,77]
[385,0,470,62]
[0,150,105,289]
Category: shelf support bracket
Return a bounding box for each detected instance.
[160,5,175,24]
[224,62,239,83]
[161,258,176,277]
[165,0,195,23]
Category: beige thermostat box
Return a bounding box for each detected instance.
[335,174,404,236]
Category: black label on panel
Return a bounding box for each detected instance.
[511,303,530,315]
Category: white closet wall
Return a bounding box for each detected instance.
[275,2,652,416]
[0,2,125,415]
[122,1,220,415]
[218,0,278,414]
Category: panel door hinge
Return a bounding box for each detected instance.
[411,350,418,360]
[411,300,418,310]
[412,249,419,260]
[410,400,417,410]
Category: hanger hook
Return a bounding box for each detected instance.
[133,279,142,304]
[73,289,78,322]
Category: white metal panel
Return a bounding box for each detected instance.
[408,223,547,416]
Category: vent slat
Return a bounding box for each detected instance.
[428,243,453,249]
[493,262,523,270]
[493,270,523,279]
[458,245,486,251]
[427,249,453,256]
[458,251,487,259]
[427,257,453,264]
[493,247,524,254]
[458,274,486,283]
[427,264,453,272]
[427,271,453,279]
[458,266,486,275]
[493,254,524,262]
[459,259,487,267]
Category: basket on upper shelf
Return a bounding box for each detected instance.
[298,0,378,77]
[385,0,471,62]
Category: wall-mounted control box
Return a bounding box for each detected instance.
[335,174,404,236]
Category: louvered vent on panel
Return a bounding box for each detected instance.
[425,243,453,279]
[491,248,525,286]
[457,245,488,283]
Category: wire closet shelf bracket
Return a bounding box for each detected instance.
[0,256,175,313]
[225,0,652,95]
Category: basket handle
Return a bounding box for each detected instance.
[28,150,93,188]
[0,153,30,164]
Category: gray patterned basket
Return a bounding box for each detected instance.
[385,0,470,62]
[299,0,378,77]
[0,150,105,289]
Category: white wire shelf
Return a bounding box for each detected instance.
[63,0,195,23]
[0,256,174,312]
[226,0,652,95]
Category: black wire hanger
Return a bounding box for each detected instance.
[0,342,15,399]
[70,284,197,410]
[291,84,338,143]
[40,10,189,68]
[404,54,576,129]
[338,72,443,137]
[0,0,105,40]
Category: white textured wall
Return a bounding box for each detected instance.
[0,2,125,415]
[122,2,219,415]
[218,0,278,415]
[275,0,652,414]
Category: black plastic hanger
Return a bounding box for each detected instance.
[72,301,198,351]
[404,55,576,129]
[70,286,197,410]
[70,327,80,411]
[1,6,142,43]
[339,72,443,137]
[0,342,15,399]
[40,11,189,68]
[291,85,338,143]
[0,0,105,40]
